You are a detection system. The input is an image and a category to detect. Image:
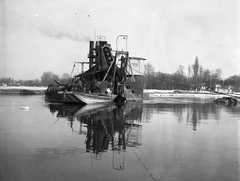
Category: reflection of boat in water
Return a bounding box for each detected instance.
[74,103,116,117]
[47,103,143,170]
[48,103,85,117]
[45,35,146,104]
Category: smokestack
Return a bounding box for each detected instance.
[89,41,94,68]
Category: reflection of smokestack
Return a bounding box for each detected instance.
[39,23,91,42]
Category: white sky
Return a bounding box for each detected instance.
[0,0,239,79]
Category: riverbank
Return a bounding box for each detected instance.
[143,89,240,99]
[1,86,239,103]
[0,86,47,95]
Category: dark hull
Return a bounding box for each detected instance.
[45,91,117,104]
[45,84,143,104]
[45,91,85,104]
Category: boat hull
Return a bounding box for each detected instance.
[74,92,116,104]
[45,91,116,104]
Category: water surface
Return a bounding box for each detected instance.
[0,95,239,181]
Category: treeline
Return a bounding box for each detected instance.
[0,72,71,87]
[144,56,240,91]
[1,57,239,91]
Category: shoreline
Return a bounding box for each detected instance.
[1,86,239,100]
[0,86,47,95]
[143,89,240,99]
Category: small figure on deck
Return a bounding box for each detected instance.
[94,79,101,93]
[105,85,112,96]
[74,78,82,91]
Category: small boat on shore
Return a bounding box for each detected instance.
[213,96,238,106]
[45,35,146,104]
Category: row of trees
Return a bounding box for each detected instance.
[144,56,240,91]
[0,72,71,87]
[1,56,239,90]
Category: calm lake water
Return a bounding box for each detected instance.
[0,95,239,181]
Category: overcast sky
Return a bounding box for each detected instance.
[0,0,239,80]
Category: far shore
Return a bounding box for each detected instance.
[0,86,239,100]
[143,89,240,99]
[0,86,47,90]
[0,86,47,95]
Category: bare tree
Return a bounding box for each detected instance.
[60,73,70,84]
[144,63,155,76]
[192,56,199,87]
[188,64,191,78]
[41,71,59,86]
[144,63,155,89]
[175,65,186,86]
[61,73,70,79]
